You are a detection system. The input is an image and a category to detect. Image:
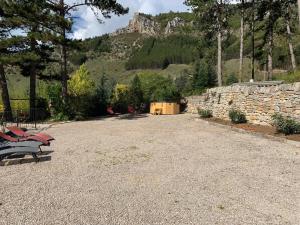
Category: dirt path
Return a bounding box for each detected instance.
[0,114,299,225]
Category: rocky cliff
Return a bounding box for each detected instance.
[111,13,187,36]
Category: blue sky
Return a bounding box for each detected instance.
[70,0,190,39]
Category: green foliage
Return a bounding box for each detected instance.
[229,109,247,124]
[80,34,111,53]
[51,112,70,122]
[174,73,192,96]
[68,64,95,97]
[47,83,70,119]
[138,73,181,103]
[93,74,113,115]
[272,113,300,135]
[273,70,300,83]
[69,53,87,66]
[129,75,143,109]
[197,108,213,118]
[111,84,130,113]
[192,59,216,91]
[226,73,238,85]
[126,35,198,70]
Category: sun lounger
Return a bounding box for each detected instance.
[0,140,42,149]
[6,126,54,141]
[0,131,50,146]
[0,146,40,162]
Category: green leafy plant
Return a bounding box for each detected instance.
[225,73,238,85]
[272,113,300,135]
[197,108,213,118]
[68,64,95,97]
[229,109,247,124]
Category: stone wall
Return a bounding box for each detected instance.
[187,83,300,125]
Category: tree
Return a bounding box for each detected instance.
[192,59,216,91]
[68,64,95,97]
[257,0,281,80]
[111,84,129,113]
[129,75,143,110]
[1,0,64,120]
[298,0,300,28]
[185,0,230,86]
[48,0,128,104]
[0,0,39,120]
[239,0,245,83]
[257,0,294,79]
[282,0,297,71]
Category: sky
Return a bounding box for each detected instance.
[69,0,190,39]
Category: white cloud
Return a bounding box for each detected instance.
[69,0,189,39]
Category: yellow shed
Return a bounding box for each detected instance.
[150,102,180,115]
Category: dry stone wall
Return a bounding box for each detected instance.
[187,83,300,125]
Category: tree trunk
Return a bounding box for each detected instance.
[298,0,300,28]
[29,33,37,121]
[61,40,68,101]
[239,0,244,83]
[251,0,255,81]
[267,32,273,80]
[0,64,13,121]
[286,15,296,71]
[60,0,68,103]
[217,31,222,87]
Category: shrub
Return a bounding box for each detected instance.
[139,73,181,104]
[226,73,238,85]
[192,59,216,91]
[68,64,95,97]
[129,75,144,110]
[52,112,70,121]
[272,113,300,135]
[69,53,87,66]
[229,109,247,124]
[47,83,74,120]
[197,108,213,118]
[111,84,130,113]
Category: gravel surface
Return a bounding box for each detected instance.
[0,114,299,225]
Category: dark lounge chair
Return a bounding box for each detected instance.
[0,131,50,146]
[0,140,42,149]
[0,146,40,162]
[6,126,54,141]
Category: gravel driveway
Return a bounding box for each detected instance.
[0,114,299,225]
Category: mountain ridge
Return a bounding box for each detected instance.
[110,12,191,36]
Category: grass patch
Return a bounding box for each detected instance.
[273,70,300,83]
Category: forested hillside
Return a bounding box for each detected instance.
[4,8,300,99]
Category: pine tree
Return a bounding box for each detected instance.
[129,75,143,110]
[47,0,129,104]
[185,0,230,86]
[239,0,245,83]
[1,0,65,120]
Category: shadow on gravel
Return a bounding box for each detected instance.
[117,114,149,120]
[0,151,53,166]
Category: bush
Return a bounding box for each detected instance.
[272,113,300,135]
[129,75,143,110]
[198,108,213,118]
[226,73,238,85]
[68,64,95,97]
[111,84,130,113]
[229,109,247,124]
[69,53,87,66]
[192,59,216,91]
[139,73,182,104]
